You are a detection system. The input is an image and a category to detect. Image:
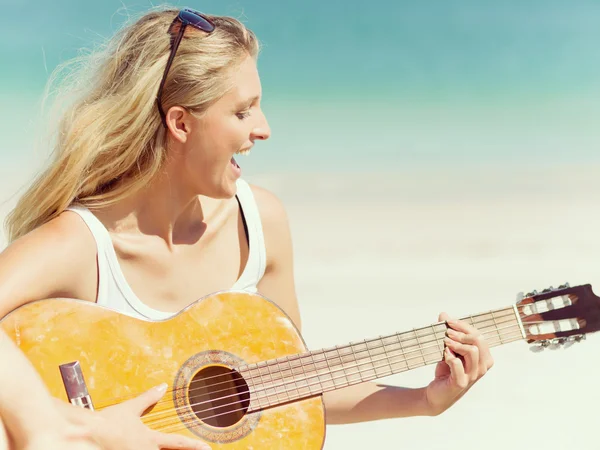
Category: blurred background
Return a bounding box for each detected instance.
[1,1,600,449]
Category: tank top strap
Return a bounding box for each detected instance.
[233,179,267,290]
[65,204,111,303]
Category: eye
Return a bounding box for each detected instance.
[236,110,251,120]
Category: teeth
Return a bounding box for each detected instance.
[236,148,251,156]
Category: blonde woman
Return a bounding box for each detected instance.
[0,6,493,449]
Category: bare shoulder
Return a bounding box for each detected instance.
[0,211,97,317]
[248,183,294,274]
[6,211,95,259]
[248,184,290,230]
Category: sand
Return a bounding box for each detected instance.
[1,165,598,449]
[248,166,600,450]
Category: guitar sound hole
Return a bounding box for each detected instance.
[188,366,250,428]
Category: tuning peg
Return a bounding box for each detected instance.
[529,339,552,352]
[558,283,571,289]
[542,286,555,293]
[548,337,568,349]
[525,290,539,297]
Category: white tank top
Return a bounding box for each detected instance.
[66,179,267,321]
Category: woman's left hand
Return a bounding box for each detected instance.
[425,312,494,415]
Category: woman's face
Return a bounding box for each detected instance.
[174,55,271,199]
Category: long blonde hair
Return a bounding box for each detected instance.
[6,7,259,243]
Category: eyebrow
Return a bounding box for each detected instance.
[236,95,260,109]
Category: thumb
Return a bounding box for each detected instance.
[122,383,168,416]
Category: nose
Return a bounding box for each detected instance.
[251,110,271,141]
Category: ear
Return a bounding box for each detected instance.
[165,106,193,144]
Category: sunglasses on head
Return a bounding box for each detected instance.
[156,8,216,127]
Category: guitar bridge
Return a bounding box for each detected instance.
[59,361,95,410]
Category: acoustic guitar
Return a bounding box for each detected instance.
[0,283,598,449]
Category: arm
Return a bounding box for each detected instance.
[0,213,98,447]
[0,214,210,450]
[253,185,494,424]
[0,328,97,448]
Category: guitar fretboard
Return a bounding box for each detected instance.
[239,306,522,411]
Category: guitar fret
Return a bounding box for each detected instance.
[379,336,393,376]
[255,362,270,409]
[334,346,350,388]
[297,355,311,398]
[321,350,336,390]
[285,355,301,399]
[363,339,376,379]
[432,324,444,360]
[309,353,324,396]
[395,332,410,371]
[265,360,284,406]
[250,305,528,411]
[350,343,364,383]
[413,329,427,367]
[490,311,503,345]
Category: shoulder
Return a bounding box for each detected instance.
[11,210,96,256]
[0,210,97,316]
[247,183,293,266]
[247,183,290,231]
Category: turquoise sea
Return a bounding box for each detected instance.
[1,0,599,178]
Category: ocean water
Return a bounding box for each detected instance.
[1,0,600,179]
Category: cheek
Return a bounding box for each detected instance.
[186,117,248,167]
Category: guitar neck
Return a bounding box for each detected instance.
[242,305,523,411]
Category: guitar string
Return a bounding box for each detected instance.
[139,321,525,427]
[140,311,519,412]
[149,331,527,433]
[93,307,520,409]
[98,294,574,409]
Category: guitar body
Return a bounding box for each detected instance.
[0,291,326,449]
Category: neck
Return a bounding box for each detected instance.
[94,162,223,247]
[241,306,524,412]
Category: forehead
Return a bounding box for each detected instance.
[223,56,262,102]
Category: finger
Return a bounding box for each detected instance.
[444,338,479,382]
[446,318,479,335]
[438,312,451,323]
[153,431,212,450]
[446,328,493,374]
[123,383,168,416]
[446,328,484,346]
[444,347,469,389]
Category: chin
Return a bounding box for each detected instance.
[202,180,237,200]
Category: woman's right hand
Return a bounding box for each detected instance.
[22,384,211,450]
[93,383,211,450]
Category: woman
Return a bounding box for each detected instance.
[0,6,493,449]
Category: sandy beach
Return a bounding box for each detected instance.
[1,166,598,449]
[248,166,600,450]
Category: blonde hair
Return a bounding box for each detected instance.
[6,7,259,243]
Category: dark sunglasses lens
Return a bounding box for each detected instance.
[179,9,215,32]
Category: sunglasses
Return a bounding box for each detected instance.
[156,8,216,127]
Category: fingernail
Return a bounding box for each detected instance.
[444,337,453,345]
[156,383,168,393]
[447,329,458,337]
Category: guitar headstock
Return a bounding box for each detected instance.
[516,283,600,349]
